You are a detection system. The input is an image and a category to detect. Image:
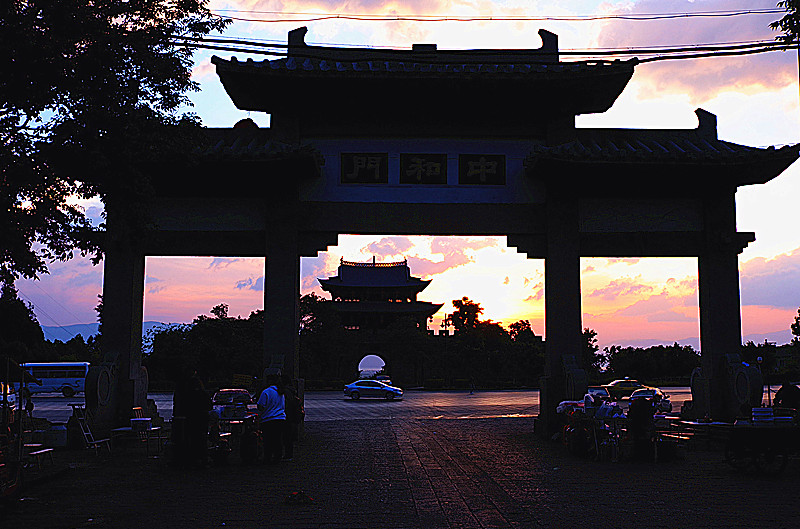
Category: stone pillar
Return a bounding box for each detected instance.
[695,190,744,421]
[93,209,146,432]
[538,195,584,434]
[263,219,300,380]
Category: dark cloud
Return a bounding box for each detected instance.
[588,277,654,301]
[148,285,167,295]
[740,249,800,308]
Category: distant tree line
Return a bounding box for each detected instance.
[5,283,800,390]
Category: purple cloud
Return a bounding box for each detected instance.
[596,0,794,101]
[235,276,264,292]
[588,277,654,301]
[740,249,800,308]
[209,258,241,270]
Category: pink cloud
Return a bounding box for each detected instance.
[596,0,794,102]
[191,60,217,82]
[524,283,544,303]
[588,277,654,301]
[364,236,414,258]
[406,237,497,277]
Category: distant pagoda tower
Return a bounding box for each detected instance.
[318,257,443,332]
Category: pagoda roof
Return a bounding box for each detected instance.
[319,259,433,290]
[525,110,799,188]
[211,27,636,117]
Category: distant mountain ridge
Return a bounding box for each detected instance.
[599,329,794,351]
[41,321,170,343]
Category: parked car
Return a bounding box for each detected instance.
[212,388,254,420]
[630,387,673,413]
[344,379,403,400]
[212,388,253,405]
[586,386,611,401]
[602,378,645,400]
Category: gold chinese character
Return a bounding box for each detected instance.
[346,155,382,181]
[406,157,442,182]
[467,157,497,183]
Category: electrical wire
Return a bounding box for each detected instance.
[171,35,797,64]
[208,8,782,24]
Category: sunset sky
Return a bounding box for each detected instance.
[16,0,800,349]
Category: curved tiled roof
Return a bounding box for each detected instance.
[525,110,799,186]
[527,129,797,164]
[198,128,322,164]
[212,54,636,80]
[211,27,636,117]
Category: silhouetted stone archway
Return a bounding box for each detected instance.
[93,26,798,434]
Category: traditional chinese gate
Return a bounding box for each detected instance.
[92,27,798,434]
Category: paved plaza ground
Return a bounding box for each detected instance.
[5,416,800,529]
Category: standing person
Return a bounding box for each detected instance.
[185,373,212,468]
[627,395,655,461]
[257,374,285,463]
[281,374,304,461]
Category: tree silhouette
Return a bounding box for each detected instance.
[772,1,800,42]
[1,2,228,289]
[448,297,483,332]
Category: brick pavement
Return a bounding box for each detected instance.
[5,417,800,528]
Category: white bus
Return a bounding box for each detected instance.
[16,362,90,397]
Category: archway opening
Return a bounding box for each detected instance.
[358,354,386,379]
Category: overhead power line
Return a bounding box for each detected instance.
[209,8,782,24]
[171,35,797,64]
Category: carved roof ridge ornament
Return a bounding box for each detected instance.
[340,256,408,268]
[210,27,637,117]
[524,108,800,186]
[286,26,562,64]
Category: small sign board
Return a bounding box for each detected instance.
[232,373,255,389]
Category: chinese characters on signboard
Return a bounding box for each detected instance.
[399,154,447,184]
[340,153,505,185]
[458,154,506,185]
[340,153,389,183]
